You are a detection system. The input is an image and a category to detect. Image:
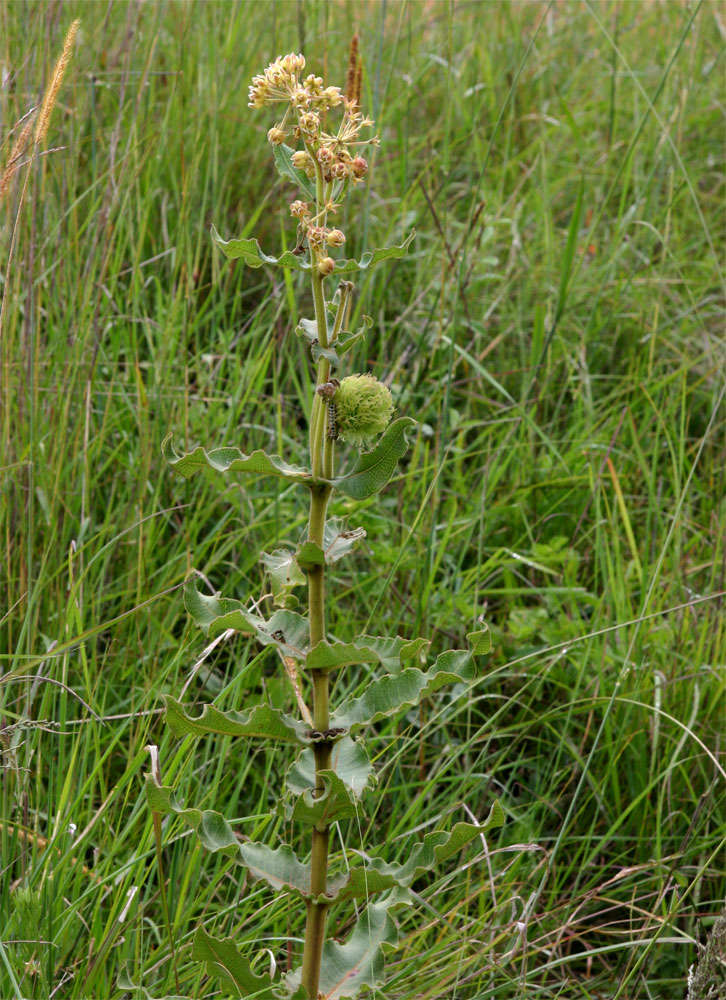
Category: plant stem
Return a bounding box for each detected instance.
[301,263,333,999]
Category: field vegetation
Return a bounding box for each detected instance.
[1,2,724,998]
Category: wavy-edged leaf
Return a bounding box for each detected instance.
[145,777,240,856]
[296,522,367,569]
[331,648,474,732]
[467,624,492,655]
[212,226,415,276]
[145,777,318,901]
[329,802,505,904]
[272,143,316,201]
[261,549,306,606]
[287,898,398,1000]
[354,634,429,673]
[324,521,367,563]
[184,576,308,656]
[164,695,314,745]
[163,433,311,486]
[305,639,382,672]
[332,417,415,500]
[286,769,362,828]
[240,841,311,897]
[287,736,374,803]
[192,927,279,999]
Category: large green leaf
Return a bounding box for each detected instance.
[354,634,430,673]
[212,226,415,275]
[164,695,314,745]
[162,433,311,486]
[272,143,316,201]
[305,639,382,672]
[328,802,505,904]
[240,841,311,897]
[192,927,280,999]
[261,549,306,606]
[331,648,475,732]
[145,777,240,857]
[286,769,363,829]
[184,576,308,656]
[287,736,374,802]
[287,898,398,1000]
[332,418,415,500]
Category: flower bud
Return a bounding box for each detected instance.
[307,226,326,247]
[326,228,346,247]
[291,150,312,170]
[290,200,310,220]
[317,256,336,277]
[317,147,335,166]
[267,127,286,145]
[352,156,368,179]
[333,374,394,448]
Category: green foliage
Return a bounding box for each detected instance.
[212,226,415,274]
[2,3,723,999]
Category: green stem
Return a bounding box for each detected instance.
[301,249,334,998]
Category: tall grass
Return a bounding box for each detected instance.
[1,2,723,997]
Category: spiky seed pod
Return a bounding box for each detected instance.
[333,374,394,448]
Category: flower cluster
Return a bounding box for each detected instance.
[249,53,343,112]
[250,53,380,273]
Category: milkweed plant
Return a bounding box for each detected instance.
[145,47,503,1000]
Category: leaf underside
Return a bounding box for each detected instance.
[332,417,416,500]
[287,898,399,1000]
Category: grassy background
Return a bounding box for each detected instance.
[1,1,724,997]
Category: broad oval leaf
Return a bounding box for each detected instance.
[285,769,363,829]
[332,417,415,500]
[162,433,311,486]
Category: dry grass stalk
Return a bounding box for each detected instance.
[0,18,79,204]
[34,18,80,147]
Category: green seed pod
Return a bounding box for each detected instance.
[334,373,394,448]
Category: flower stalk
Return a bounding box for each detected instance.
[148,44,499,1000]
